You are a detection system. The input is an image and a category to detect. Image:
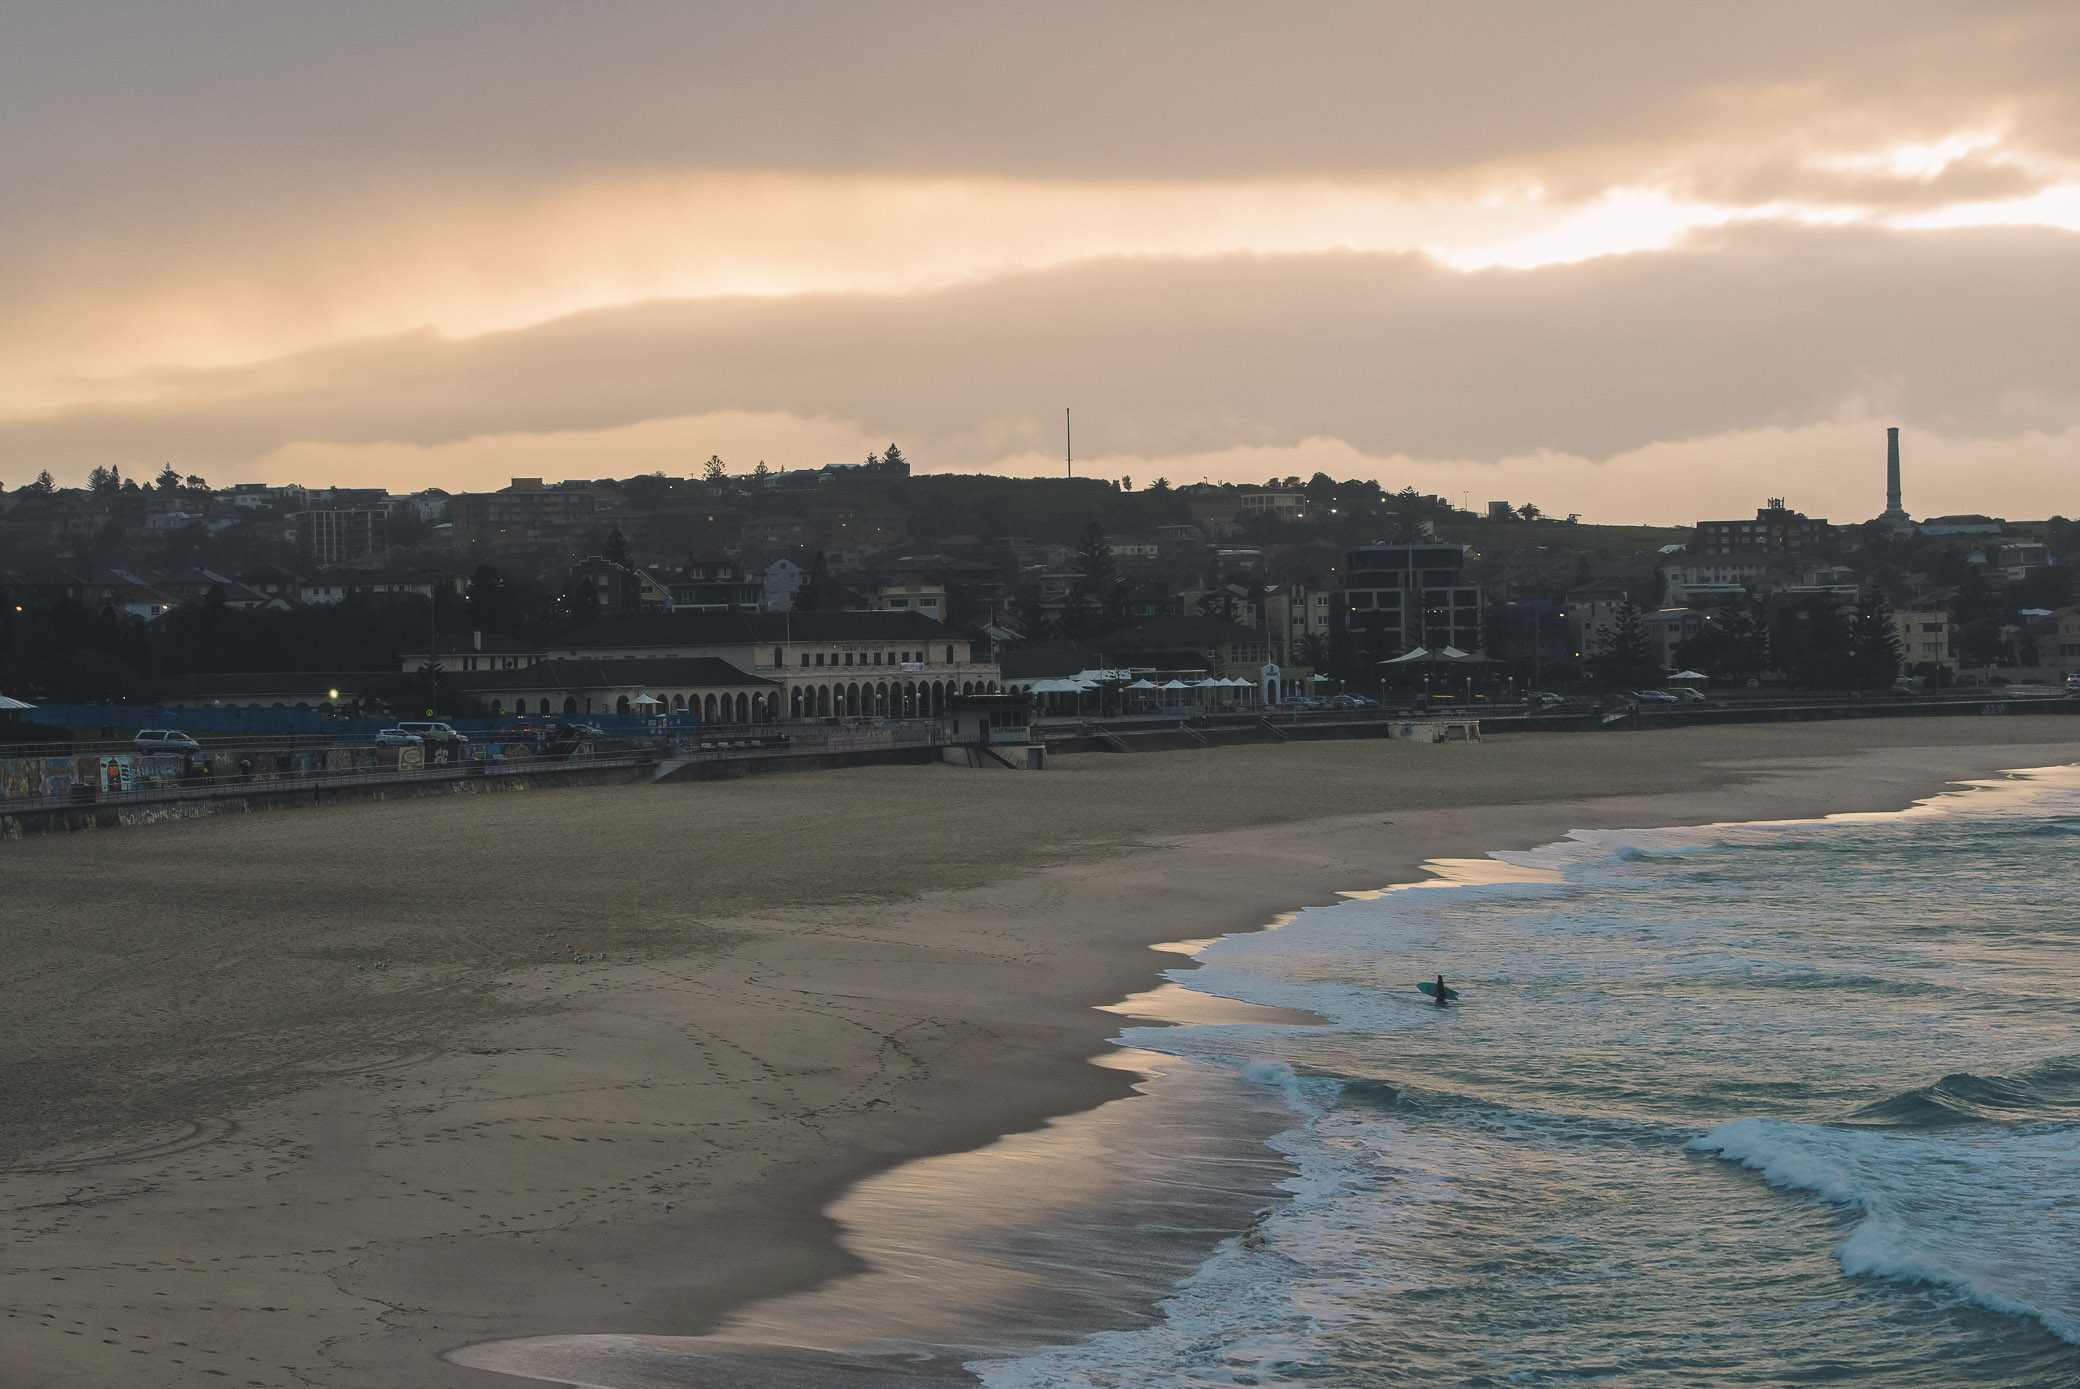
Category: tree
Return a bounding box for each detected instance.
[1847,594,1903,689]
[1591,601,1658,687]
[155,464,180,492]
[794,550,830,611]
[1294,632,1332,671]
[184,473,209,492]
[603,527,633,569]
[752,460,770,484]
[26,469,54,494]
[1075,520,1116,590]
[88,465,115,494]
[881,443,906,470]
[1777,596,1851,689]
[465,565,524,636]
[702,454,726,484]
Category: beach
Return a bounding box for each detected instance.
[5,719,2079,1387]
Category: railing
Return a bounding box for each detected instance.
[0,740,656,818]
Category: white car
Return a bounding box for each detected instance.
[132,728,201,753]
[1631,689,1680,704]
[375,728,424,747]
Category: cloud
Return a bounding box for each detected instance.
[5,222,2075,525]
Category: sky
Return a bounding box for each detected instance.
[1,1,2076,524]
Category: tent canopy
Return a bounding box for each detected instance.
[0,694,35,712]
[1028,678,1085,693]
[628,694,664,707]
[1127,679,1160,689]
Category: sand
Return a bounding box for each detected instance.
[3,719,2078,1386]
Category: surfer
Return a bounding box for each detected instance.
[1433,973,1450,1007]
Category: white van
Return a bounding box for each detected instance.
[395,721,468,744]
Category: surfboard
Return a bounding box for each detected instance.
[1417,981,1461,1001]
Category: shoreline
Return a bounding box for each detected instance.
[449,736,2080,1388]
[5,722,2080,1387]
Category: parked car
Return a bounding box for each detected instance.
[375,728,424,747]
[1525,691,1566,707]
[1631,689,1680,704]
[1667,687,1708,703]
[395,720,468,744]
[549,720,606,738]
[132,728,201,753]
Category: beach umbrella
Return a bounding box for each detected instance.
[1159,679,1191,689]
[1380,647,1430,664]
[628,694,664,708]
[0,694,35,711]
[1127,679,1160,689]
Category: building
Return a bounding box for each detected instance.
[2048,607,2080,674]
[1257,581,1336,665]
[875,579,948,621]
[1662,556,1770,603]
[301,567,464,605]
[762,558,805,611]
[1342,544,1483,658]
[1690,500,1831,556]
[1918,514,2003,537]
[1894,608,1958,675]
[1641,608,1708,672]
[399,631,548,675]
[536,610,1000,719]
[1486,599,1571,679]
[1236,490,1306,524]
[449,478,598,550]
[568,557,672,616]
[655,555,762,611]
[440,656,780,723]
[292,509,387,566]
[1090,615,1273,678]
[1564,578,1633,662]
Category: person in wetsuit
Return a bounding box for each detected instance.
[1434,973,1450,1007]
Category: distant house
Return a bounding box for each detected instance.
[1690,499,1831,556]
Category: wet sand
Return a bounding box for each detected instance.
[4,721,2078,1386]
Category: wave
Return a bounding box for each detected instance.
[1849,1058,2080,1128]
[1690,1116,2080,1344]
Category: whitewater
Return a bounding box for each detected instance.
[973,766,2080,1388]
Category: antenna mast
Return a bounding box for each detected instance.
[1066,408,1073,479]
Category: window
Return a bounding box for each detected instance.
[945,645,955,664]
[844,652,853,666]
[774,647,784,666]
[815,653,825,666]
[800,653,810,666]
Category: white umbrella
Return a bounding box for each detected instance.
[1159,679,1191,689]
[629,694,664,708]
[1028,678,1084,693]
[1380,647,1430,664]
[1127,679,1160,689]
[0,694,35,712]
[1669,670,1708,681]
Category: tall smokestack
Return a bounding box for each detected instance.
[1886,427,1902,513]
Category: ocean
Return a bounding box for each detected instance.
[971,766,2080,1388]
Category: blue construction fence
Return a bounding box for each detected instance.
[18,704,707,739]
